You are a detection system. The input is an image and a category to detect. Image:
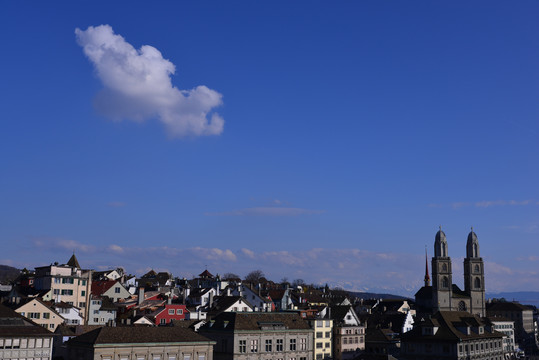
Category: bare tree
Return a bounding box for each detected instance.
[292,278,305,287]
[222,272,240,280]
[244,269,265,283]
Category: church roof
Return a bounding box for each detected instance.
[414,286,432,299]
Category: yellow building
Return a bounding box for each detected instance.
[310,318,333,360]
[16,298,64,332]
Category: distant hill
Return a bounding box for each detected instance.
[487,292,539,306]
[348,291,411,301]
[0,265,20,284]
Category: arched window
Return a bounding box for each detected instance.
[442,264,448,272]
[442,244,447,257]
[474,265,480,273]
[473,244,478,257]
[458,301,467,311]
[442,276,449,289]
[474,277,481,289]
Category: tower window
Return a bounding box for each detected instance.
[442,276,449,289]
[458,301,467,311]
[474,265,480,273]
[474,277,481,289]
[442,263,447,272]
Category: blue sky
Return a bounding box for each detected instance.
[1,1,538,296]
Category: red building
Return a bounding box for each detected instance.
[152,304,189,325]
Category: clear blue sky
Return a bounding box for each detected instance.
[1,1,538,295]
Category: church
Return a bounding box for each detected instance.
[415,227,486,317]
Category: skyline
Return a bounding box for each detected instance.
[1,1,538,296]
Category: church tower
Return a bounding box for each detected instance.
[432,227,453,312]
[464,228,485,317]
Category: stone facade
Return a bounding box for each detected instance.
[401,311,505,360]
[416,228,486,318]
[199,312,313,360]
[0,304,54,360]
[66,326,215,360]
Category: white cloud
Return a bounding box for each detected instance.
[241,248,256,259]
[108,244,124,254]
[33,237,95,253]
[206,207,325,216]
[75,25,224,138]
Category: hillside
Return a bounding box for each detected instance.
[0,265,20,284]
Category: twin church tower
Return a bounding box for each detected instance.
[415,227,486,317]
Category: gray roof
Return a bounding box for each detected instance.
[67,326,214,346]
[201,312,311,332]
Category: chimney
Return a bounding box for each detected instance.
[209,291,214,308]
[138,287,144,305]
[167,296,172,305]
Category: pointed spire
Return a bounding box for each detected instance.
[424,246,431,287]
[67,253,81,269]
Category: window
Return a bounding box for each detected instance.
[442,276,449,288]
[62,278,74,284]
[61,289,73,296]
[29,312,40,319]
[81,290,86,296]
[316,332,323,338]
[343,338,348,344]
[198,355,205,360]
[50,323,55,328]
[316,355,323,360]
[300,338,307,350]
[176,309,183,315]
[325,342,330,348]
[183,355,191,360]
[94,317,99,322]
[43,313,50,319]
[290,338,296,351]
[276,339,283,351]
[54,277,61,283]
[115,287,121,294]
[53,289,60,295]
[160,318,166,325]
[325,320,330,327]
[169,309,175,315]
[316,343,323,349]
[325,331,330,338]
[239,340,247,353]
[266,339,272,352]
[94,310,99,314]
[250,339,258,352]
[475,277,481,289]
[79,301,86,308]
[317,320,323,327]
[82,279,87,285]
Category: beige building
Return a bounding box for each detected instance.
[16,298,64,332]
[34,254,92,322]
[66,326,215,360]
[0,304,54,360]
[199,312,314,360]
[330,305,365,360]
